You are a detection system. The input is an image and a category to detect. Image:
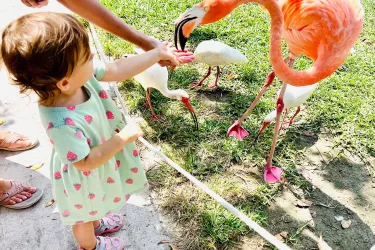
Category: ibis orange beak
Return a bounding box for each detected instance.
[181,96,198,130]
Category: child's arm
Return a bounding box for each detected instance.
[100,47,178,82]
[73,123,143,171]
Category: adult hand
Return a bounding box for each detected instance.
[21,0,49,8]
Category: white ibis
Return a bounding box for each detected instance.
[131,48,198,130]
[191,40,247,88]
[254,83,318,140]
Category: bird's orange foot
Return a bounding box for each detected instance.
[263,162,284,183]
[208,83,218,89]
[227,121,249,140]
[150,115,163,121]
[191,81,203,89]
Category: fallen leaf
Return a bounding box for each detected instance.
[227,72,239,80]
[45,199,55,207]
[280,231,289,239]
[274,233,284,241]
[169,244,179,250]
[310,210,317,218]
[341,219,352,229]
[303,131,315,137]
[27,162,44,170]
[295,199,313,208]
[158,240,170,245]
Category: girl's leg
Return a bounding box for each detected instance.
[73,221,99,250]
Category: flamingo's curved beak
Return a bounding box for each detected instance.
[174,16,197,51]
[181,96,198,131]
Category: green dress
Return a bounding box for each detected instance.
[39,60,148,225]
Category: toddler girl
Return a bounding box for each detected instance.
[1,12,180,250]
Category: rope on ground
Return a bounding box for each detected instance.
[89,23,292,250]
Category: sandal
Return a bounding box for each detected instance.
[0,181,43,209]
[0,132,38,151]
[95,213,124,236]
[78,236,125,250]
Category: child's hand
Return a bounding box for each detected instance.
[118,123,144,144]
[156,41,195,67]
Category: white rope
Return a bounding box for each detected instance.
[89,23,292,250]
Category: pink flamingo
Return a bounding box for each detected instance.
[174,0,364,183]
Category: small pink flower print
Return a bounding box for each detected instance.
[102,195,106,202]
[84,115,93,124]
[47,122,54,130]
[89,211,98,216]
[83,171,91,177]
[106,110,114,120]
[113,197,121,203]
[133,149,139,157]
[73,183,81,191]
[107,177,115,184]
[64,117,76,126]
[62,164,68,173]
[54,171,62,179]
[88,193,95,200]
[75,129,83,139]
[87,138,92,146]
[115,160,120,171]
[125,194,130,201]
[62,210,70,217]
[74,204,83,209]
[131,167,138,174]
[64,189,68,197]
[67,151,78,162]
[98,90,108,99]
[76,221,84,225]
[67,106,76,111]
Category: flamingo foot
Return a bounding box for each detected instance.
[227,121,249,140]
[150,115,163,121]
[208,83,218,89]
[263,163,284,183]
[191,81,203,89]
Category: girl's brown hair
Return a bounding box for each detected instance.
[1,12,91,106]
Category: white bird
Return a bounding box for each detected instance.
[131,48,198,130]
[191,40,248,88]
[255,83,318,139]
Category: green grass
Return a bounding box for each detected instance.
[96,0,375,248]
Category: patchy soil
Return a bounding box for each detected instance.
[139,128,375,250]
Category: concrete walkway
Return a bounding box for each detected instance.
[0,2,170,249]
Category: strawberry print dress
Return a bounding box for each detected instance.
[39,60,148,225]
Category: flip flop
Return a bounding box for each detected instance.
[0,181,44,209]
[0,132,38,151]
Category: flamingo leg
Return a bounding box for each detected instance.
[226,71,275,140]
[145,88,161,121]
[191,66,211,89]
[263,57,295,183]
[208,66,220,88]
[263,82,288,183]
